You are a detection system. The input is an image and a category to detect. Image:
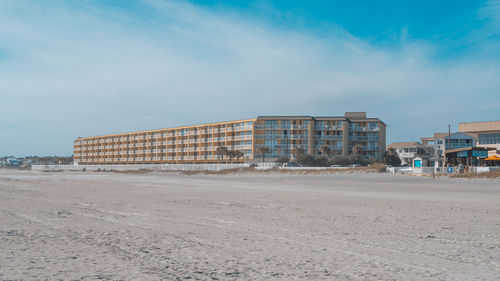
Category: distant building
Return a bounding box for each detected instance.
[6,157,19,167]
[420,132,475,166]
[387,142,432,166]
[459,121,500,159]
[74,112,387,164]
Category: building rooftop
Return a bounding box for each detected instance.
[76,118,257,140]
[458,120,500,133]
[388,142,422,149]
[433,132,450,139]
[76,113,386,141]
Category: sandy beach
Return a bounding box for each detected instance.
[0,170,499,280]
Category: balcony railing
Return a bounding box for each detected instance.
[254,125,307,130]
[233,145,252,150]
[348,136,379,141]
[233,126,252,131]
[254,135,308,140]
[350,127,379,132]
[234,135,252,140]
[314,136,343,140]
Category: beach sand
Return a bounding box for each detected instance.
[0,170,499,280]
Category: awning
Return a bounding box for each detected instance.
[485,156,500,161]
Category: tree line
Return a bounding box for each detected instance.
[254,145,402,167]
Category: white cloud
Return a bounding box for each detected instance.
[0,0,499,155]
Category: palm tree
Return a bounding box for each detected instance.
[216,146,228,163]
[352,144,362,157]
[416,147,426,157]
[256,147,270,163]
[292,146,305,159]
[276,156,289,165]
[227,150,236,163]
[319,145,331,157]
[383,148,401,167]
[234,150,244,163]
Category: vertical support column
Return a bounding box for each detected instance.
[251,121,256,162]
[378,122,386,161]
[343,120,349,156]
[308,120,314,155]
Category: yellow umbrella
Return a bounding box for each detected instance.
[485,155,500,160]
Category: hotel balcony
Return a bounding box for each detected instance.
[313,136,343,140]
[254,125,308,130]
[350,127,379,132]
[233,126,252,131]
[234,135,252,140]
[398,152,417,158]
[233,145,252,150]
[348,136,379,141]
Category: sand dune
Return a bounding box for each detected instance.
[0,170,499,280]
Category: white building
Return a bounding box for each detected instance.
[387,142,433,166]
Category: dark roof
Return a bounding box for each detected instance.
[257,116,315,120]
[257,115,386,125]
[313,116,347,120]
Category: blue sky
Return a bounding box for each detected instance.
[1,0,499,156]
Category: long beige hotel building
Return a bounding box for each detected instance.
[74,112,386,164]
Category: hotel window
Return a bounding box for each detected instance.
[265,120,278,127]
[265,140,278,147]
[479,133,500,145]
[281,120,291,127]
[265,131,278,137]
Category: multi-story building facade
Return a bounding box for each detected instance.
[459,121,500,158]
[73,112,386,164]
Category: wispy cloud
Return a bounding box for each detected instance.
[0,0,499,155]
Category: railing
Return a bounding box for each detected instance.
[254,125,307,130]
[233,145,252,150]
[398,152,417,158]
[387,166,499,174]
[349,127,379,132]
[314,136,342,140]
[312,145,342,150]
[313,126,342,130]
[233,126,252,131]
[234,135,252,140]
[348,136,379,141]
[254,135,307,140]
[33,163,251,172]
